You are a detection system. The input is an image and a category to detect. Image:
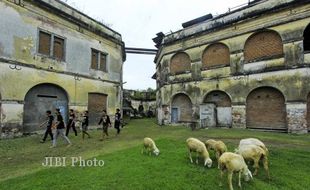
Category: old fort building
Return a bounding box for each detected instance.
[153,0,310,134]
[0,0,126,138]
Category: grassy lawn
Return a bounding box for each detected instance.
[0,118,310,190]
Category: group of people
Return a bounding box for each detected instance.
[40,108,122,148]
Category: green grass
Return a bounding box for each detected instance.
[0,119,310,189]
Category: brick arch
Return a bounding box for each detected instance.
[202,43,230,69]
[303,24,310,52]
[170,52,191,75]
[307,93,310,131]
[171,93,193,123]
[203,90,231,107]
[246,87,286,130]
[244,30,283,62]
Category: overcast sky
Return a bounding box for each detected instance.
[63,0,247,90]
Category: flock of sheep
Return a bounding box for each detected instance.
[142,137,270,190]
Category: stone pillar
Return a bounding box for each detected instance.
[1,101,24,138]
[232,104,246,128]
[286,102,308,134]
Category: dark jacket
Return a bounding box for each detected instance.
[98,115,111,126]
[56,114,65,129]
[47,115,54,128]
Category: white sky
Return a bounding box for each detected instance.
[63,0,247,90]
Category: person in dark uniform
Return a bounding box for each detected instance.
[51,108,71,148]
[98,110,111,141]
[66,109,77,137]
[40,110,54,143]
[114,108,122,135]
[82,110,90,139]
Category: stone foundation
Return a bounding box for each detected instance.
[286,102,308,134]
[232,105,246,128]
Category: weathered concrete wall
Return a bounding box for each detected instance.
[0,0,124,137]
[154,0,310,133]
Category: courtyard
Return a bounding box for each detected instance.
[0,119,309,190]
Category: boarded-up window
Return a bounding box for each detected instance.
[244,31,283,62]
[38,31,51,56]
[53,37,65,60]
[91,49,99,70]
[202,43,230,69]
[100,53,107,72]
[91,49,108,72]
[170,52,191,75]
[38,30,65,61]
[88,93,107,125]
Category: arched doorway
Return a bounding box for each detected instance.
[171,93,192,123]
[202,91,232,127]
[23,83,68,132]
[246,87,286,130]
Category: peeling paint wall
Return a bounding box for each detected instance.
[154,0,310,133]
[0,0,124,138]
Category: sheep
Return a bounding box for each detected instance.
[186,137,212,168]
[219,152,253,190]
[236,144,270,179]
[205,139,227,167]
[141,137,160,156]
[239,138,268,154]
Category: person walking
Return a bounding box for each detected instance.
[114,108,122,135]
[51,108,71,148]
[98,110,111,141]
[66,109,77,137]
[40,110,54,143]
[81,111,91,139]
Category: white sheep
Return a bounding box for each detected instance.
[141,137,160,156]
[239,138,268,154]
[219,152,253,190]
[205,139,227,167]
[236,144,270,179]
[186,137,212,167]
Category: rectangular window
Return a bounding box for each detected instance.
[38,31,51,56]
[91,49,108,72]
[38,30,65,61]
[53,37,65,60]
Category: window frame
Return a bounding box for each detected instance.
[37,29,66,61]
[90,48,108,72]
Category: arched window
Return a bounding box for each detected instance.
[303,24,310,52]
[202,43,230,69]
[244,31,283,62]
[170,52,191,75]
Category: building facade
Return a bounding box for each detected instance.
[0,0,126,138]
[154,0,310,134]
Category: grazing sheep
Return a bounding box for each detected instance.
[205,139,227,167]
[239,138,268,154]
[236,144,270,179]
[142,137,160,156]
[186,137,212,168]
[219,152,253,190]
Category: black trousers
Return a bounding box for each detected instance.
[114,122,121,134]
[66,119,77,136]
[42,127,53,141]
